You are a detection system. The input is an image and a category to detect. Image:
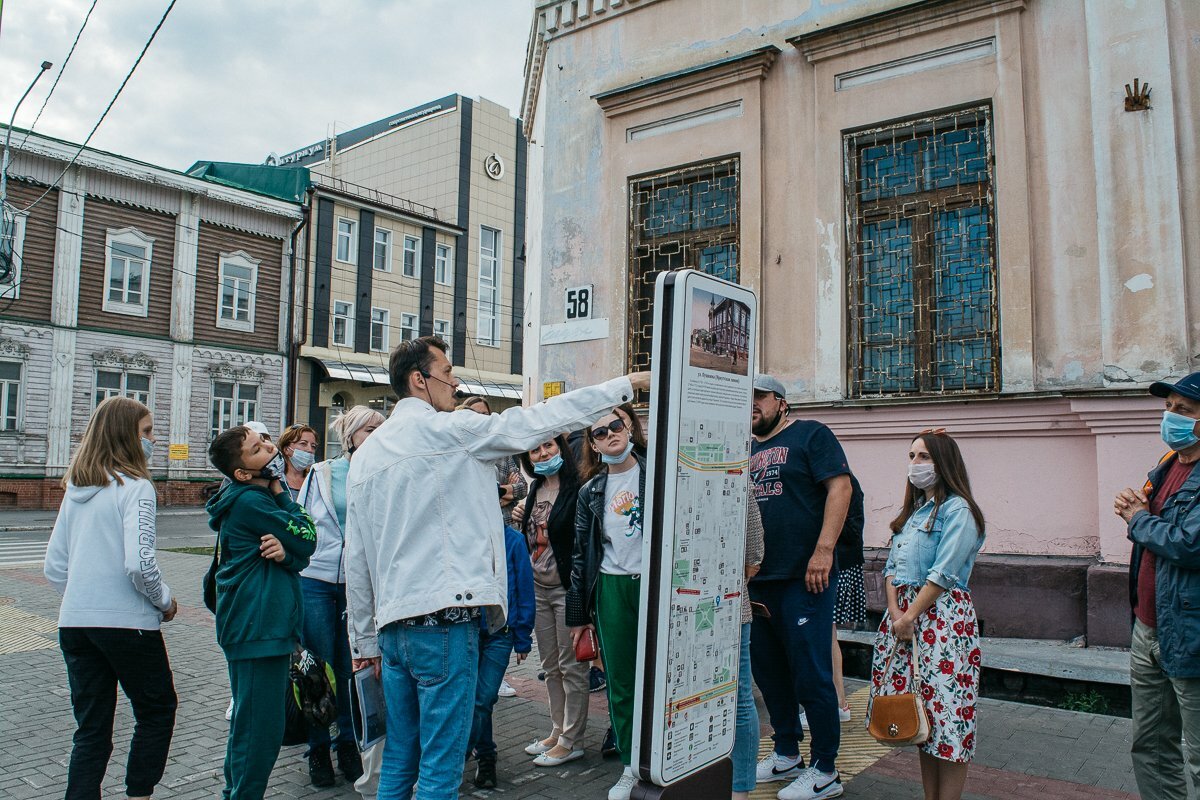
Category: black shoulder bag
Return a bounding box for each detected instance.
[202,530,223,614]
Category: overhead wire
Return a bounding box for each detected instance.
[14,0,101,151]
[0,181,531,347]
[16,0,178,215]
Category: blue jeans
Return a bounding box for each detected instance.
[732,621,760,792]
[469,627,516,761]
[300,577,354,750]
[749,575,840,773]
[377,620,479,800]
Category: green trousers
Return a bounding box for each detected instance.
[1131,620,1200,800]
[223,654,290,800]
[594,572,642,767]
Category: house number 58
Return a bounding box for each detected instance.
[565,285,593,320]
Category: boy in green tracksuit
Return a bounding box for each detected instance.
[207,426,317,800]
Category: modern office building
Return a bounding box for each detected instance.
[268,95,527,453]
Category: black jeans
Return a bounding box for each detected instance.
[59,627,177,799]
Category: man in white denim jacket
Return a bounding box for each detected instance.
[344,335,648,800]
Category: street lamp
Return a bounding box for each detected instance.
[0,60,51,282]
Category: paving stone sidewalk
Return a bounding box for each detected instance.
[0,551,1152,799]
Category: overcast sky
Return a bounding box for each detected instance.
[0,0,530,171]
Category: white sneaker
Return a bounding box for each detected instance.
[838,705,851,723]
[756,753,804,783]
[524,738,554,755]
[225,698,234,721]
[497,679,517,697]
[608,767,637,800]
[778,767,843,800]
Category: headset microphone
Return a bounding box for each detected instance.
[420,370,458,391]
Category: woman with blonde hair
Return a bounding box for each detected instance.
[278,423,319,500]
[296,405,383,787]
[45,396,179,800]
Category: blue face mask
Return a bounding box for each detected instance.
[289,449,315,472]
[141,437,154,462]
[533,453,564,476]
[1162,410,1200,451]
[601,440,635,466]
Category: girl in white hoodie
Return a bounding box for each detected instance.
[44,396,179,800]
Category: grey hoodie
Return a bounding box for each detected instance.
[44,475,173,629]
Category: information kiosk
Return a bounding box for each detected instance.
[632,269,757,798]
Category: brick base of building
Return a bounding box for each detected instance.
[0,478,219,510]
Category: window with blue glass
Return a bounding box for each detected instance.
[846,107,998,396]
[629,158,740,374]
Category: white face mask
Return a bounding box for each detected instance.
[908,462,938,490]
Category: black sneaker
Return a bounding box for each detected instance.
[336,741,364,783]
[601,726,619,759]
[474,757,498,789]
[308,745,336,788]
[589,667,607,693]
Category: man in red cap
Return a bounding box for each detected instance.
[1115,371,1200,800]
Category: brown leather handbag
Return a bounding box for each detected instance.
[867,635,932,746]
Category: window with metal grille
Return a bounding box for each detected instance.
[845,106,998,397]
[628,158,740,378]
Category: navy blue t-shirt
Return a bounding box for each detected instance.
[750,419,852,581]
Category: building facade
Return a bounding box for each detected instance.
[0,129,303,508]
[270,95,527,455]
[521,0,1200,645]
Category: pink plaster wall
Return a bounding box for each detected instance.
[525,0,1196,567]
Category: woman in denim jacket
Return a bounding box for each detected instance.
[868,429,986,800]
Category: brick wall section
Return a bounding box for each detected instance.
[0,478,216,509]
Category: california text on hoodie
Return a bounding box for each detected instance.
[45,476,173,629]
[206,482,317,661]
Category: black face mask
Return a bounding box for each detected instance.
[752,406,784,436]
[259,452,287,481]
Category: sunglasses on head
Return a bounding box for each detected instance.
[918,427,947,436]
[590,418,627,441]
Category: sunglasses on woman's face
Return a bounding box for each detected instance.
[590,418,627,441]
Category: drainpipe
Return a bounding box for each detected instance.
[285,187,315,423]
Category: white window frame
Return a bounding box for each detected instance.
[435,242,453,286]
[103,227,154,317]
[433,318,451,351]
[402,235,421,278]
[370,307,390,352]
[400,312,418,342]
[332,300,354,346]
[373,227,392,272]
[94,368,153,409]
[0,361,23,431]
[216,250,259,332]
[0,212,26,300]
[477,226,502,346]
[335,217,357,264]
[210,380,259,441]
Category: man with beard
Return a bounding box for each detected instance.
[747,374,852,800]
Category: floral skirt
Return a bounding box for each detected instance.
[868,584,980,763]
